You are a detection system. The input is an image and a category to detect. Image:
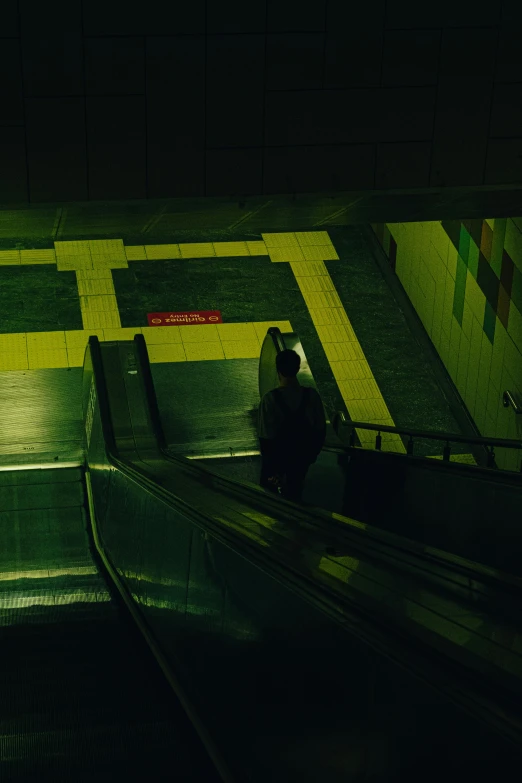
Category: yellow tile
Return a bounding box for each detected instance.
[268,246,305,262]
[65,329,105,348]
[57,256,94,271]
[180,324,220,343]
[253,321,293,342]
[295,275,335,293]
[102,327,142,341]
[290,260,328,276]
[178,243,215,258]
[80,294,119,312]
[148,343,187,363]
[0,352,29,370]
[125,245,147,261]
[301,244,339,261]
[308,308,349,326]
[337,378,381,399]
[0,333,27,352]
[28,349,69,369]
[213,242,249,257]
[295,231,332,246]
[349,398,390,420]
[301,291,343,309]
[66,348,86,367]
[77,277,116,296]
[217,323,257,341]
[246,241,268,256]
[323,342,364,362]
[145,244,181,260]
[315,323,356,342]
[76,268,113,280]
[142,326,182,344]
[330,360,374,381]
[222,341,260,359]
[184,342,225,361]
[0,250,20,265]
[82,310,121,329]
[26,331,66,350]
[262,233,300,248]
[89,239,126,262]
[20,249,56,264]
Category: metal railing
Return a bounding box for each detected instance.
[332,411,522,472]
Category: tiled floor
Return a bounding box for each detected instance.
[0,228,470,458]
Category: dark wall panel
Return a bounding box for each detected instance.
[82,1,205,36]
[1,1,20,36]
[19,0,83,96]
[206,148,263,196]
[324,31,383,89]
[0,2,519,203]
[381,30,441,87]
[25,98,87,202]
[86,96,146,200]
[376,142,431,189]
[265,33,324,91]
[267,0,326,32]
[84,37,145,95]
[431,28,497,187]
[206,35,265,148]
[207,1,267,33]
[263,144,375,193]
[0,127,27,202]
[146,37,205,198]
[0,40,24,125]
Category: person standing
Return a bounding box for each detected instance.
[258,349,326,502]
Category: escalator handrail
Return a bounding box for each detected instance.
[334,409,522,451]
[125,335,522,604]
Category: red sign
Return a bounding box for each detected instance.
[147,310,223,326]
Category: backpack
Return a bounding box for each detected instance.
[270,387,318,463]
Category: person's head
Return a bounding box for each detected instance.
[276,349,301,383]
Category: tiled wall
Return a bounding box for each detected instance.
[372,218,522,470]
[1,3,522,202]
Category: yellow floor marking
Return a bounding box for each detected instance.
[246,241,267,255]
[262,232,339,263]
[147,343,187,363]
[141,326,182,344]
[145,244,181,259]
[266,246,306,262]
[213,241,249,256]
[125,246,147,261]
[253,321,293,342]
[0,250,21,265]
[20,249,56,264]
[184,342,225,361]
[289,258,405,452]
[179,242,215,258]
[217,323,257,342]
[221,341,260,359]
[179,324,220,342]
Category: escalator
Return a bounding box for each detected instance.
[0,467,222,781]
[3,333,522,781]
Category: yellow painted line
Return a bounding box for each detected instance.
[0,322,292,370]
[289,258,405,453]
[262,232,339,263]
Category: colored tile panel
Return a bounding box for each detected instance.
[477,254,500,310]
[458,224,470,265]
[467,242,479,279]
[141,326,183,344]
[261,233,301,248]
[483,300,496,344]
[147,343,187,363]
[452,255,467,325]
[246,241,267,255]
[480,221,493,262]
[511,265,522,313]
[497,285,510,329]
[268,246,306,262]
[500,251,515,296]
[125,246,147,261]
[490,218,506,278]
[441,220,461,251]
[295,232,333,246]
[463,219,483,248]
[213,242,249,257]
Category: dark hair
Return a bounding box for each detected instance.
[276,349,301,378]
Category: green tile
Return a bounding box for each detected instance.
[452,255,467,325]
[483,300,496,345]
[458,224,470,265]
[491,218,506,278]
[511,265,522,313]
[467,240,479,279]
